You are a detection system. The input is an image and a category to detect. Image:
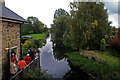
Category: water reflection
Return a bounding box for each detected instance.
[52,40,66,60]
[40,35,70,78]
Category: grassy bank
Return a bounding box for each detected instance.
[91,50,120,68]
[66,52,120,79]
[22,33,46,40]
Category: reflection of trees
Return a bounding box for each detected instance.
[64,69,91,80]
[63,60,91,80]
[52,39,66,60]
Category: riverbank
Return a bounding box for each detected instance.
[65,51,120,79]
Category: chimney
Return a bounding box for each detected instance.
[0,0,5,6]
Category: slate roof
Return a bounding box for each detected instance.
[0,3,28,23]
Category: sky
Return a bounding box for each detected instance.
[5,0,119,28]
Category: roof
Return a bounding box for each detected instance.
[0,3,28,23]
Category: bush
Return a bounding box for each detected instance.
[100,38,106,51]
[22,40,33,49]
[67,52,119,79]
[91,56,96,61]
[24,69,51,79]
[22,40,33,55]
[111,35,120,51]
[34,40,40,48]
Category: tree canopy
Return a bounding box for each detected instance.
[51,2,112,51]
[21,16,44,35]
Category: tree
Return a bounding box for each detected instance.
[27,16,44,34]
[52,8,70,42]
[68,2,112,50]
[44,24,48,33]
[21,16,44,35]
[54,8,69,20]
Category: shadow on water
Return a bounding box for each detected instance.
[64,60,92,80]
[52,40,67,60]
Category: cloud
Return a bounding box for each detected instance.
[104,2,118,14]
[109,13,118,28]
[104,2,119,28]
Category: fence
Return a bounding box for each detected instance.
[10,54,40,80]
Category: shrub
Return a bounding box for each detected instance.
[24,69,51,79]
[22,40,33,55]
[22,40,33,49]
[111,35,120,51]
[91,56,96,61]
[34,40,40,48]
[67,52,119,79]
[100,38,106,51]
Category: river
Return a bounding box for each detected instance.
[40,35,70,79]
[39,35,91,80]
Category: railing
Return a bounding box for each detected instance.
[10,54,40,80]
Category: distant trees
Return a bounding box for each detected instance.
[21,16,44,35]
[51,2,112,51]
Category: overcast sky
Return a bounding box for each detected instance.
[5,0,119,28]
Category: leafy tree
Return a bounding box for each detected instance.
[68,2,112,50]
[54,8,69,20]
[52,8,70,42]
[27,16,44,34]
[21,16,44,35]
[44,24,48,33]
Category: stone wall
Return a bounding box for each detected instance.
[1,21,21,79]
[2,22,21,62]
[0,21,2,80]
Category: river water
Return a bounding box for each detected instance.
[40,35,70,78]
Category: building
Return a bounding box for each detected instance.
[0,0,28,79]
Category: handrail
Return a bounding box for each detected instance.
[10,54,40,80]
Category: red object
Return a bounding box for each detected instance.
[18,60,27,70]
[11,56,17,64]
[25,56,31,65]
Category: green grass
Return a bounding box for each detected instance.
[66,52,120,79]
[22,33,46,40]
[92,50,120,68]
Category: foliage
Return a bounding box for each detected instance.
[67,52,120,79]
[33,40,40,48]
[100,38,106,51]
[22,40,33,55]
[25,69,51,79]
[52,2,112,51]
[111,28,120,51]
[21,16,44,35]
[91,50,120,68]
[22,40,33,49]
[54,8,69,20]
[22,33,46,40]
[44,24,48,33]
[67,2,112,50]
